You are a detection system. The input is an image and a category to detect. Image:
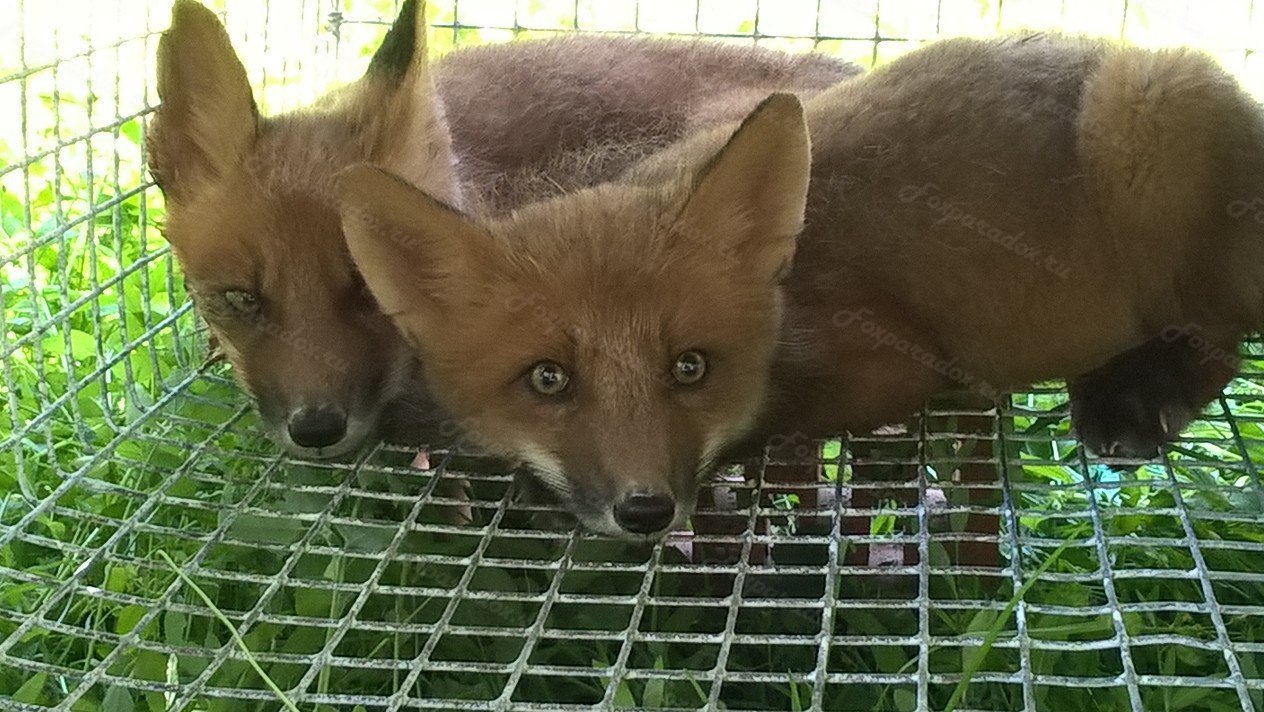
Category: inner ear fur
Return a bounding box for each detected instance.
[673,93,812,283]
[148,0,258,204]
[337,163,498,319]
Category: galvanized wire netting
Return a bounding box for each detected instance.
[1,1,1263,710]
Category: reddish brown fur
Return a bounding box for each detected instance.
[148,0,858,458]
[342,34,1264,537]
[760,37,1264,445]
[339,96,809,535]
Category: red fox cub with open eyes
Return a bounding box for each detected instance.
[148,0,858,459]
[339,34,1264,538]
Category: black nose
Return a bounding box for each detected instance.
[613,493,676,535]
[288,407,348,449]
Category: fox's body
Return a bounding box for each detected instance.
[584,34,1264,455]
[757,36,1264,444]
[342,34,1264,537]
[150,0,859,458]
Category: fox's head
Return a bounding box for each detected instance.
[148,0,457,458]
[339,95,811,538]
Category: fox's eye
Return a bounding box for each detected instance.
[672,351,707,385]
[223,289,260,317]
[528,361,570,396]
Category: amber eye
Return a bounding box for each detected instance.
[528,361,570,396]
[223,289,261,317]
[672,351,707,385]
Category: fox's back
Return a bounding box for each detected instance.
[435,35,860,210]
[795,35,1264,386]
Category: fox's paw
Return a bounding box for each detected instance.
[1069,374,1192,458]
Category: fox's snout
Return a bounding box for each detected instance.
[287,405,349,450]
[273,400,369,460]
[223,328,414,460]
[612,491,677,535]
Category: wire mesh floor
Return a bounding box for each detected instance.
[1,365,1262,711]
[3,0,1264,710]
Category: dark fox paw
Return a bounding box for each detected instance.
[1069,375,1193,458]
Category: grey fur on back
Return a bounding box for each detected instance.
[432,35,862,211]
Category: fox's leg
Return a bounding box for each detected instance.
[1069,328,1240,457]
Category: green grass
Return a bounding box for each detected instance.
[3,0,1264,709]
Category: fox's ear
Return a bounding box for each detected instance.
[148,0,258,204]
[673,93,811,282]
[338,163,497,325]
[365,0,425,82]
[354,0,461,206]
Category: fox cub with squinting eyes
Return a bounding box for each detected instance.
[148,0,858,460]
[339,34,1264,539]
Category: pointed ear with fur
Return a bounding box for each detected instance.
[337,163,497,330]
[148,0,258,204]
[673,93,811,283]
[364,0,424,83]
[354,0,461,206]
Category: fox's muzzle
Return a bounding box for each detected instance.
[287,405,348,449]
[612,491,677,535]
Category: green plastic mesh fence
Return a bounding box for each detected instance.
[1,1,1263,710]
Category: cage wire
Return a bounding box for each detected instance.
[1,0,1263,710]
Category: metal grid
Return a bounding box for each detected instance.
[2,1,1263,710]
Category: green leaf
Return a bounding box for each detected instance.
[69,328,98,361]
[333,521,396,553]
[1,189,25,237]
[115,604,147,635]
[37,515,67,539]
[612,680,636,708]
[596,658,637,708]
[894,688,918,712]
[786,673,802,711]
[119,119,143,146]
[102,686,135,712]
[39,331,66,356]
[163,609,187,646]
[294,587,336,619]
[872,645,908,673]
[106,564,137,593]
[227,513,305,545]
[643,656,666,707]
[12,672,48,704]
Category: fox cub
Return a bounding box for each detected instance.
[149,0,857,459]
[340,35,1264,538]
